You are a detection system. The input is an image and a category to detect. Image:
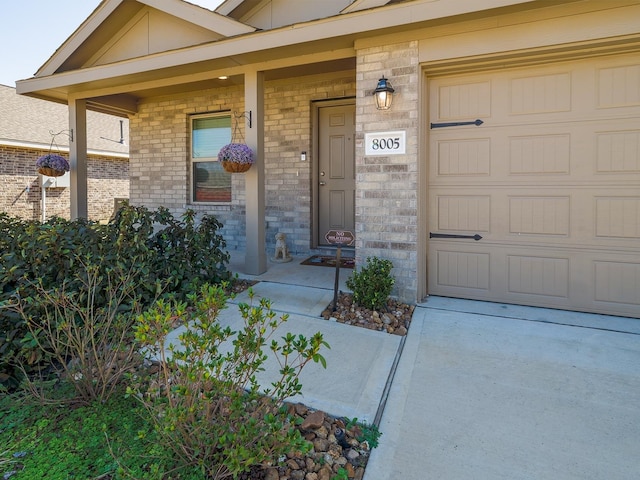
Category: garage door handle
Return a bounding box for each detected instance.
[430,232,483,241]
[430,119,483,129]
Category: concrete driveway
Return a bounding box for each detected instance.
[365,298,640,480]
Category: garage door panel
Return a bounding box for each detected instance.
[597,63,640,108]
[430,243,573,309]
[596,129,640,173]
[509,196,570,236]
[431,187,640,249]
[509,133,571,174]
[437,195,491,232]
[434,81,492,120]
[595,196,640,239]
[428,53,640,317]
[431,126,582,184]
[594,260,640,306]
[510,72,572,115]
[507,254,569,298]
[436,137,491,176]
[436,250,490,290]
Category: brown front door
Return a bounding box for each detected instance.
[318,103,355,246]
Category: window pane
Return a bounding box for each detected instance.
[192,116,231,159]
[193,162,231,202]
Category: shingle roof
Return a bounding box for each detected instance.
[0,84,128,157]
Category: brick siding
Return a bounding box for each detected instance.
[0,145,129,222]
[129,71,356,254]
[127,53,420,302]
[355,41,420,301]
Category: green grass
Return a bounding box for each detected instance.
[0,383,174,479]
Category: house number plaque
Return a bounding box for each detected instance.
[364,131,406,156]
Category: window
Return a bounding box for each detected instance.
[191,114,232,203]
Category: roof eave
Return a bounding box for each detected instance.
[35,0,255,80]
[18,0,542,102]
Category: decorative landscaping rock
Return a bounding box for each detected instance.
[301,410,325,430]
[322,292,414,335]
[239,406,377,480]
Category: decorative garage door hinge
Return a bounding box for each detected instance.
[430,232,483,241]
[430,119,483,129]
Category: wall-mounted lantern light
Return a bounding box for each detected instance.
[373,76,394,110]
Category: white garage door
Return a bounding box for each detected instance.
[428,53,640,318]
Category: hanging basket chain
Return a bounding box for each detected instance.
[232,113,246,144]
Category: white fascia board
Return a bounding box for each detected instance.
[138,0,255,36]
[86,149,129,159]
[0,139,128,159]
[0,139,53,151]
[215,0,244,15]
[19,0,540,94]
[36,0,125,79]
[341,0,390,14]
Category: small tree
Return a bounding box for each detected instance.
[129,284,329,479]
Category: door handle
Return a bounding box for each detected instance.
[319,181,326,186]
[430,232,482,241]
[430,119,484,129]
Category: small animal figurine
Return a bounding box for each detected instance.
[272,232,292,262]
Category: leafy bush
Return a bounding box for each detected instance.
[0,206,230,390]
[11,263,148,403]
[129,284,329,479]
[346,257,395,310]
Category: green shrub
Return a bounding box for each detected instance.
[0,206,230,390]
[346,257,395,310]
[10,263,149,404]
[129,284,329,479]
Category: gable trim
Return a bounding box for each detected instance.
[36,0,254,80]
[138,0,255,36]
[37,0,123,78]
[341,0,390,14]
[215,0,244,16]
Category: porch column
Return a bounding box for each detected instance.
[69,98,88,219]
[244,69,267,274]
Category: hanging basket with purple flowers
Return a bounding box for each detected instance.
[218,143,254,173]
[36,153,70,177]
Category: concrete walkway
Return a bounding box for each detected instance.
[166,281,401,422]
[175,253,640,479]
[366,298,640,480]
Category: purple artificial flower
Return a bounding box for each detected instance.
[217,143,254,165]
[35,154,70,172]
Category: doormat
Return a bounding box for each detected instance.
[300,255,355,268]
